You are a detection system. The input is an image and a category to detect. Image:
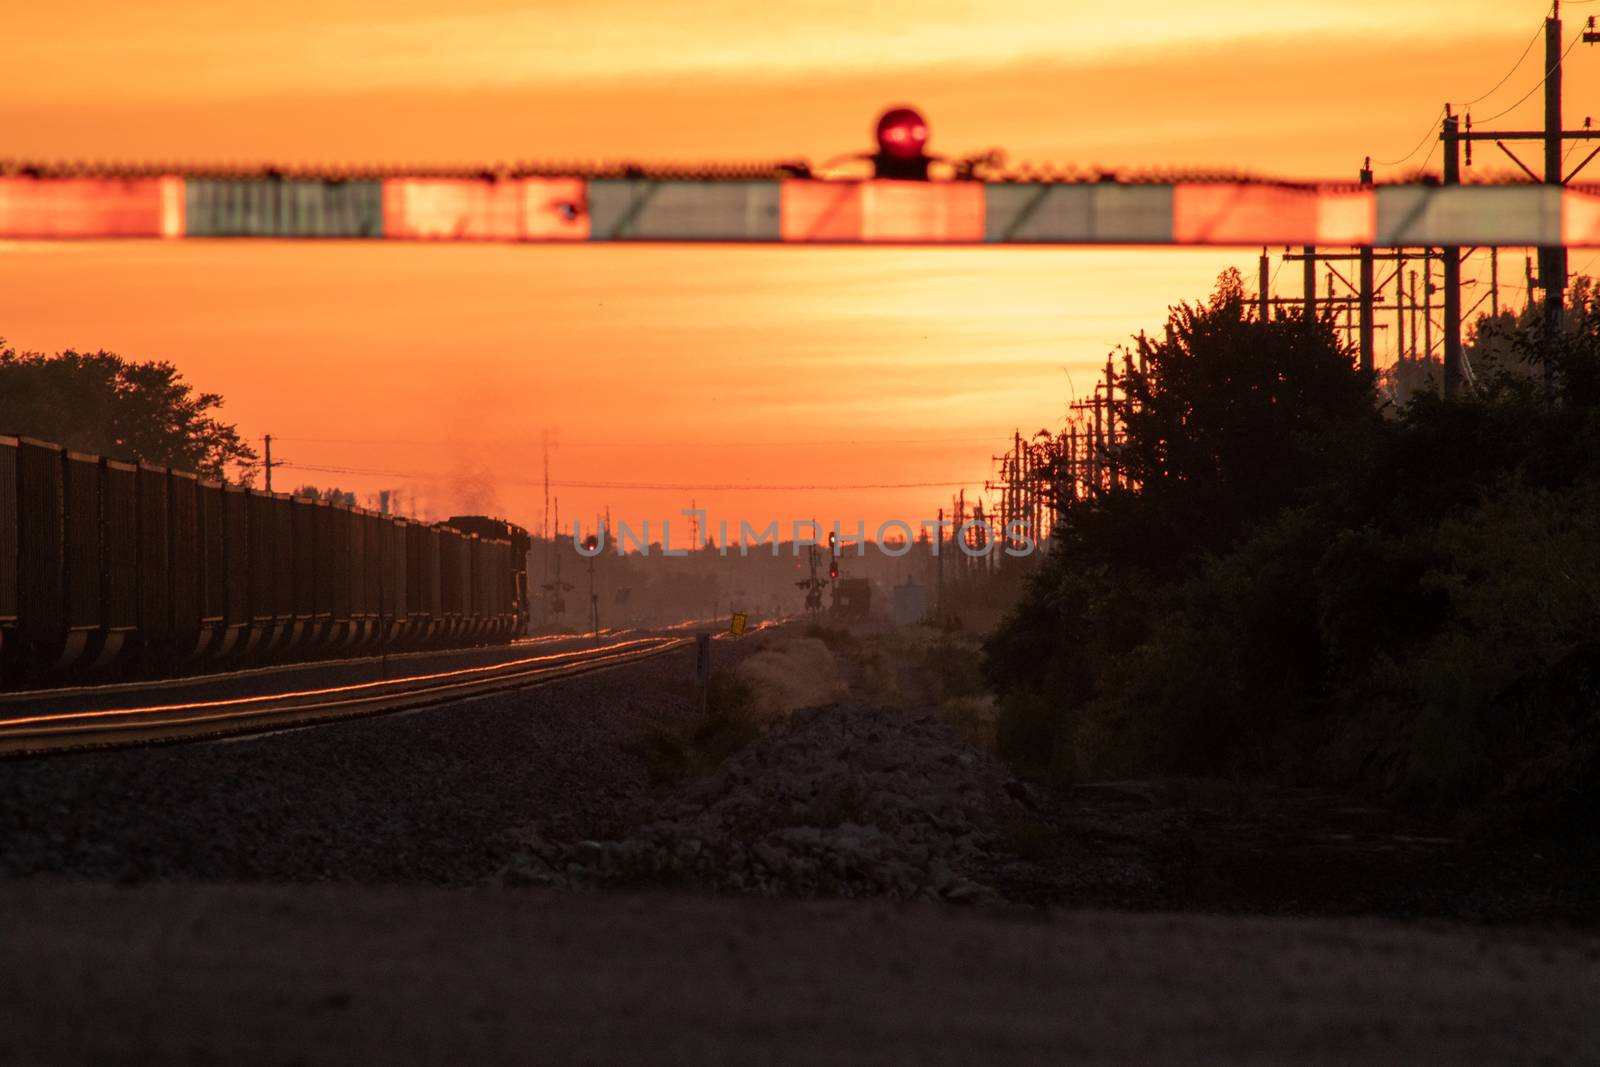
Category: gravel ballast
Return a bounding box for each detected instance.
[516,703,1025,902]
[0,639,761,884]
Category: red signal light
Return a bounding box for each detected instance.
[872,106,933,180]
[876,106,930,161]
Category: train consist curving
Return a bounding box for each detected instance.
[0,435,531,688]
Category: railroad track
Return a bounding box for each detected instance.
[0,635,689,757]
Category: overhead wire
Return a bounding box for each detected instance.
[1472,28,1584,125]
[1380,10,1579,179]
[269,434,1014,448]
[1371,106,1448,168]
[1460,15,1550,108]
[276,461,989,492]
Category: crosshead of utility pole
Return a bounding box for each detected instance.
[1258,247,1271,323]
[1443,110,1463,398]
[1302,246,1316,325]
[1541,3,1568,397]
[1359,161,1376,377]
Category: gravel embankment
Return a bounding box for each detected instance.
[515,703,1026,902]
[0,637,766,884]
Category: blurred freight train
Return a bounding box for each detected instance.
[0,435,531,688]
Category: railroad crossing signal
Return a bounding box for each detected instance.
[796,542,827,612]
[873,106,932,180]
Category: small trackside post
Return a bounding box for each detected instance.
[694,631,711,716]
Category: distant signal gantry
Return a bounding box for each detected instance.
[7,106,1600,246]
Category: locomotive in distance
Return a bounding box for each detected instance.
[0,434,532,689]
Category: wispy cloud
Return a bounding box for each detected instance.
[13,0,1530,100]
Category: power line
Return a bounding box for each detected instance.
[269,434,1013,448]
[1372,106,1448,167]
[276,461,988,492]
[1472,29,1583,124]
[1460,16,1548,107]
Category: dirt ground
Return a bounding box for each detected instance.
[3,879,1597,1066]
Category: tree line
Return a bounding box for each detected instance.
[985,269,1600,832]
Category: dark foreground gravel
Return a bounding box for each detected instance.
[4,880,1598,1066]
[0,637,763,884]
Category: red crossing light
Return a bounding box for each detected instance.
[876,107,929,160]
[873,106,932,180]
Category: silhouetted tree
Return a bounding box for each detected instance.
[1060,269,1381,571]
[0,340,256,480]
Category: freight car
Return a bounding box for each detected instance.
[0,435,530,688]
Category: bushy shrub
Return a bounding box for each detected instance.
[984,272,1600,825]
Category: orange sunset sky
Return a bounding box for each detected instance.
[3,1,1597,543]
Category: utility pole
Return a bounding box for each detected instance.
[1280,245,1416,364]
[1491,247,1500,318]
[1543,1,1568,395]
[541,428,555,597]
[263,433,278,492]
[1442,109,1463,397]
[1091,382,1104,495]
[1104,355,1118,492]
[1409,270,1419,361]
[1359,162,1376,375]
[1449,2,1600,396]
[1259,247,1271,322]
[1395,251,1406,362]
[1423,258,1434,368]
[1302,245,1316,324]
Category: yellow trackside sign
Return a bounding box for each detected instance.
[730,612,748,637]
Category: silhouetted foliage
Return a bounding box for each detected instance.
[985,272,1600,832]
[1072,268,1382,569]
[0,340,256,480]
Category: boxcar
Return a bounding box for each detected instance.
[169,469,202,662]
[446,515,531,636]
[61,451,102,672]
[271,491,296,655]
[310,498,334,651]
[17,439,66,674]
[245,487,276,657]
[136,463,171,668]
[419,524,443,645]
[195,478,228,661]
[2,433,529,685]
[381,518,407,647]
[0,437,18,667]
[101,458,140,671]
[359,509,383,651]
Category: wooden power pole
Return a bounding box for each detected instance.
[1443,109,1463,398]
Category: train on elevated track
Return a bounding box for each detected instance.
[0,435,531,688]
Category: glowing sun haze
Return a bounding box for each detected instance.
[1,1,1586,539]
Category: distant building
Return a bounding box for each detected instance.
[892,579,928,626]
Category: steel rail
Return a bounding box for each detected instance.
[0,636,689,758]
